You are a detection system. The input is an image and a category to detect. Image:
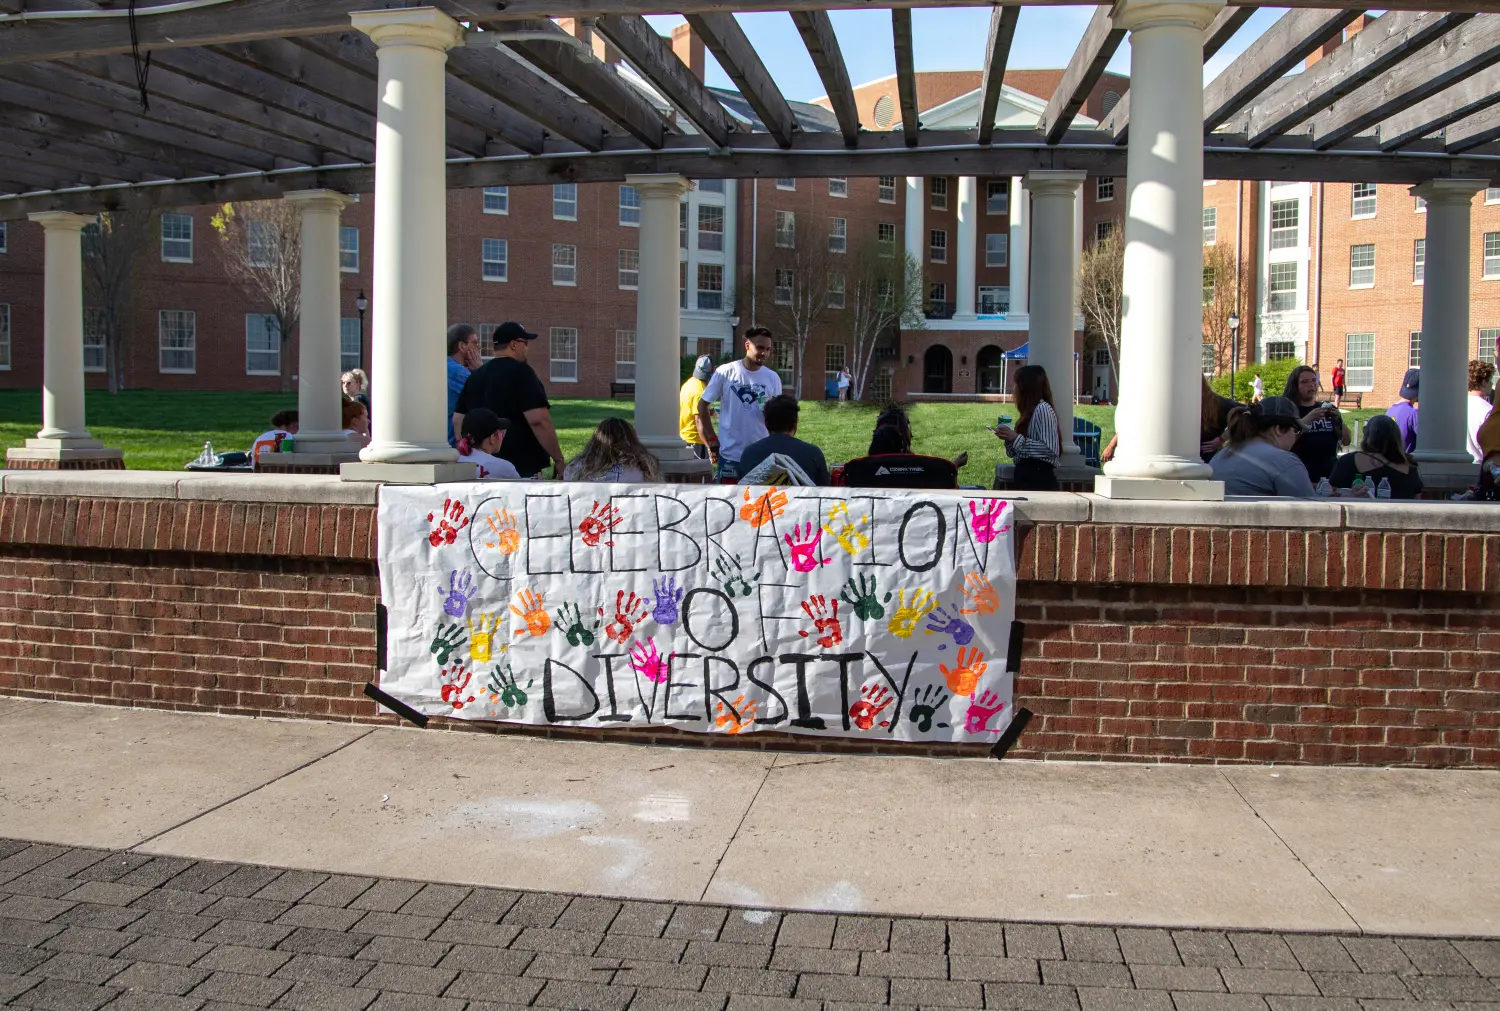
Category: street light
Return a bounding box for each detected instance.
[355,290,369,371]
[1228,311,1241,402]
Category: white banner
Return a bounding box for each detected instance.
[376,484,1017,742]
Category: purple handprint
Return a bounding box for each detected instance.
[440,569,477,618]
[963,690,1007,734]
[783,523,831,573]
[924,605,976,646]
[651,576,685,626]
[968,499,1012,544]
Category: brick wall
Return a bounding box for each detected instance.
[0,491,1495,767]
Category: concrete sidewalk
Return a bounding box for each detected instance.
[1,699,1497,938]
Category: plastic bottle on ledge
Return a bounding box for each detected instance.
[1376,477,1392,499]
[1315,477,1333,497]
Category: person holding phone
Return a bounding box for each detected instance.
[1283,364,1350,483]
[992,364,1060,491]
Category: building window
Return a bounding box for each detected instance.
[929,229,947,263]
[483,186,509,214]
[697,264,724,310]
[877,177,897,203]
[552,244,577,286]
[1202,206,1217,245]
[774,211,795,249]
[247,220,274,268]
[160,213,193,263]
[245,314,280,376]
[83,308,106,372]
[1202,343,1216,377]
[1096,177,1114,202]
[478,323,500,358]
[482,238,507,282]
[698,204,724,251]
[1349,243,1375,288]
[1480,328,1499,365]
[1345,332,1375,390]
[929,282,948,305]
[776,178,796,191]
[871,368,892,403]
[1352,182,1377,219]
[549,327,578,383]
[1202,267,1216,304]
[679,203,688,249]
[696,179,726,194]
[877,278,895,309]
[828,177,848,197]
[1414,239,1425,284]
[1266,341,1297,361]
[0,222,7,254]
[618,249,639,290]
[0,304,8,370]
[680,262,686,309]
[619,185,641,226]
[1487,187,1500,204]
[553,183,577,220]
[930,177,948,211]
[1484,232,1500,278]
[774,268,793,305]
[1269,199,1299,250]
[1268,262,1298,312]
[339,227,358,273]
[985,233,1007,268]
[1415,195,1427,213]
[987,181,1009,215]
[978,286,1009,314]
[615,329,636,383]
[825,343,846,385]
[340,318,362,372]
[828,217,847,253]
[1409,331,1422,369]
[828,274,845,309]
[1094,220,1114,243]
[877,222,895,256]
[772,340,795,385]
[158,310,196,374]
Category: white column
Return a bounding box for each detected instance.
[1099,0,1225,500]
[1025,171,1087,466]
[904,176,924,307]
[28,212,93,445]
[954,176,978,320]
[346,7,468,481]
[628,173,695,467]
[1009,177,1029,320]
[285,189,356,455]
[1411,179,1488,476]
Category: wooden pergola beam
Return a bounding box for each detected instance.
[446,44,611,153]
[977,4,1022,146]
[1039,5,1125,145]
[1201,8,1363,135]
[1377,65,1500,149]
[790,10,859,147]
[593,14,734,147]
[891,8,919,147]
[1446,102,1500,153]
[685,12,796,148]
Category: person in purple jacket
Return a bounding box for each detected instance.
[1386,368,1419,455]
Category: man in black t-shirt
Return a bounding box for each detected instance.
[453,322,565,479]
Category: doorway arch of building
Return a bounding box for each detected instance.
[923,344,953,394]
[976,345,1004,395]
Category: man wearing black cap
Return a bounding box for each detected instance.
[1387,369,1419,455]
[453,322,565,479]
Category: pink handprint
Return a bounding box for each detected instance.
[963,690,1006,734]
[968,499,1012,545]
[439,662,476,710]
[797,595,843,649]
[605,590,648,644]
[628,639,670,684]
[578,501,624,548]
[783,523,831,573]
[849,683,893,730]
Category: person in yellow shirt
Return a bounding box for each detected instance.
[679,355,716,460]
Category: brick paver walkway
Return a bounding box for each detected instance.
[1,838,1497,1011]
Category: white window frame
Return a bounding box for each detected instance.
[1480,328,1499,366]
[1414,239,1425,284]
[1415,195,1427,213]
[828,217,847,253]
[1352,183,1378,219]
[1484,232,1500,279]
[930,177,948,211]
[340,317,362,373]
[83,307,106,373]
[245,313,281,376]
[1486,187,1500,204]
[339,226,358,273]
[1344,332,1375,391]
[929,282,948,305]
[774,268,793,305]
[1408,331,1422,369]
[1202,206,1217,246]
[1266,341,1298,362]
[929,228,947,264]
[985,232,1008,268]
[1349,243,1376,288]
[776,178,796,191]
[0,303,10,370]
[827,274,845,309]
[552,243,577,286]
[615,329,636,383]
[877,222,896,257]
[828,177,848,198]
[824,342,847,384]
[697,204,724,252]
[553,183,578,221]
[549,327,578,383]
[617,248,639,290]
[158,310,196,374]
[978,286,1009,315]
[482,238,508,282]
[160,213,194,263]
[619,184,641,226]
[696,263,724,311]
[986,181,1009,215]
[1096,177,1114,202]
[246,220,274,269]
[0,221,7,254]
[1094,220,1115,243]
[877,177,897,203]
[774,210,795,249]
[1269,199,1299,250]
[696,179,725,194]
[1202,342,1217,377]
[483,186,509,214]
[1268,262,1298,312]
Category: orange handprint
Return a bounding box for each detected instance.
[714,695,760,734]
[510,589,551,638]
[939,646,988,697]
[484,508,521,555]
[739,486,788,528]
[958,573,1000,616]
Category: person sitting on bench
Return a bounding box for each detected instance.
[837,424,959,489]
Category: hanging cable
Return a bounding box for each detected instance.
[127,0,151,112]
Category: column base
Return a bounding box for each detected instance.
[1410,459,1483,495]
[292,432,365,456]
[951,313,978,324]
[640,437,699,464]
[659,458,714,484]
[258,452,364,476]
[6,443,125,470]
[340,461,479,484]
[1094,475,1226,501]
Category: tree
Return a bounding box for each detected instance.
[1078,227,1123,393]
[753,237,840,399]
[211,200,301,391]
[1201,240,1254,376]
[843,244,923,402]
[80,210,152,394]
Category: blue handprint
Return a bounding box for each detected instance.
[924,605,975,646]
[651,576,685,626]
[441,569,477,618]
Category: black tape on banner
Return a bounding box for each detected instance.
[1006,619,1026,674]
[364,682,428,728]
[375,602,388,672]
[990,707,1032,760]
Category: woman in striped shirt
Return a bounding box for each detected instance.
[993,364,1061,491]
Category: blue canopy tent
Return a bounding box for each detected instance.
[999,344,1081,405]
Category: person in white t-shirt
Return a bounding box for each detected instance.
[1251,373,1264,403]
[457,408,521,480]
[1468,360,1496,463]
[697,326,782,480]
[251,409,298,462]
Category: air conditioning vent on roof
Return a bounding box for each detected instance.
[873,94,896,128]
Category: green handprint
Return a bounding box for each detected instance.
[484,663,532,709]
[840,574,893,621]
[713,554,759,598]
[429,623,467,665]
[554,602,600,647]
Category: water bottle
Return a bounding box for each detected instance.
[1351,475,1365,496]
[1315,477,1333,497]
[1376,477,1391,499]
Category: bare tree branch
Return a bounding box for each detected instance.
[1201,240,1254,377]
[1078,227,1123,393]
[210,199,301,392]
[81,210,152,394]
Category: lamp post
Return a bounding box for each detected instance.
[1228,311,1240,402]
[355,290,369,371]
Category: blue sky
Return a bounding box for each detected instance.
[643,7,1288,103]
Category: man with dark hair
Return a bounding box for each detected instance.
[454,321,565,479]
[697,325,782,480]
[737,394,830,486]
[1387,368,1419,454]
[447,323,481,448]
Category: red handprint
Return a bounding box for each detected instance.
[628,639,670,684]
[605,590,648,644]
[439,662,475,710]
[797,595,843,649]
[967,498,1012,545]
[963,690,1006,734]
[849,683,893,731]
[784,523,831,573]
[426,497,470,547]
[578,500,624,548]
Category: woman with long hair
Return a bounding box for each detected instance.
[564,417,662,483]
[1282,363,1349,482]
[1199,374,1240,463]
[1208,396,1315,497]
[1329,414,1423,498]
[992,364,1060,490]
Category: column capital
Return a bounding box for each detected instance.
[625,173,691,199]
[351,7,463,50]
[1112,0,1224,33]
[1409,178,1489,204]
[26,210,93,231]
[1023,170,1087,198]
[284,189,351,212]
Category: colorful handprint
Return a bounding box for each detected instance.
[739,486,788,528]
[440,570,477,618]
[428,624,467,665]
[484,508,521,555]
[554,602,600,647]
[467,613,499,663]
[822,502,870,556]
[484,663,532,709]
[968,498,1012,544]
[578,500,624,548]
[651,576,685,626]
[840,574,892,621]
[887,588,938,638]
[438,662,475,710]
[963,690,1006,734]
[797,595,843,649]
[784,523,831,573]
[510,589,551,638]
[426,497,470,547]
[714,695,760,734]
[714,555,758,598]
[606,590,648,644]
[907,685,951,733]
[958,572,1000,617]
[849,683,894,731]
[924,605,976,646]
[628,639,671,684]
[939,646,988,697]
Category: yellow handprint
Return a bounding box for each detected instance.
[958,573,999,616]
[887,588,938,639]
[467,612,499,663]
[822,502,870,556]
[510,589,551,638]
[484,508,521,555]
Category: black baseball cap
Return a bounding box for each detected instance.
[496,321,538,344]
[1399,368,1420,401]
